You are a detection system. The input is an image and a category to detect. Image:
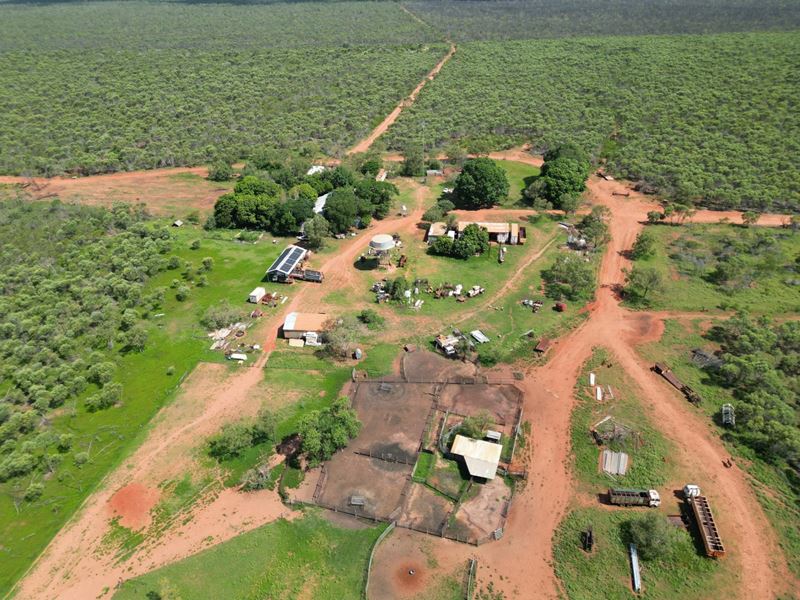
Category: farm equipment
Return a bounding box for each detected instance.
[291,268,324,283]
[554,302,567,312]
[398,255,408,268]
[721,403,735,427]
[683,485,725,558]
[522,299,545,313]
[653,363,702,404]
[608,488,661,508]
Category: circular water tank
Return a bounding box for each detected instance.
[369,234,395,252]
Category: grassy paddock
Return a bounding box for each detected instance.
[571,348,674,490]
[0,224,285,594]
[631,224,800,314]
[114,511,386,600]
[553,508,724,600]
[494,159,540,206]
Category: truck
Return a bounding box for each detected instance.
[653,362,701,404]
[683,485,726,558]
[608,488,661,507]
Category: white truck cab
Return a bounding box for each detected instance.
[683,484,701,499]
[648,490,661,507]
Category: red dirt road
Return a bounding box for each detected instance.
[463,179,795,599]
[12,183,430,600]
[347,44,456,155]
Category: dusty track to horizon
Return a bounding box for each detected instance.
[347,42,456,156]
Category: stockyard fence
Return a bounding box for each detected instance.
[465,558,478,599]
[354,449,416,466]
[371,374,522,386]
[363,520,397,600]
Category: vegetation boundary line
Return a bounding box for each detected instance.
[2,365,192,600]
[362,520,396,600]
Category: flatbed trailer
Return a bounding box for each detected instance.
[691,496,726,558]
[653,362,701,404]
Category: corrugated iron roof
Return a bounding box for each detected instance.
[451,435,501,480]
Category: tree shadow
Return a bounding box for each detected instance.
[354,256,379,271]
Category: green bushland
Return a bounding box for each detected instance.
[0,201,286,595]
[388,33,800,211]
[629,223,800,314]
[114,511,386,600]
[405,0,800,41]
[641,318,800,575]
[0,1,443,175]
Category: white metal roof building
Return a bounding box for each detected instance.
[266,245,307,282]
[313,193,329,215]
[450,434,502,480]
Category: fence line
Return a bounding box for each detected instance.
[465,558,477,600]
[362,521,396,600]
[354,449,415,466]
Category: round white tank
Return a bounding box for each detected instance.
[369,234,395,252]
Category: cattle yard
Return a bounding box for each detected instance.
[290,351,524,545]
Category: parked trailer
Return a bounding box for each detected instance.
[609,488,661,507]
[690,496,726,558]
[653,362,701,404]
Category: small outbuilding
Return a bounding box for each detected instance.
[172,219,184,227]
[313,193,330,215]
[282,312,328,339]
[248,287,266,304]
[450,434,502,480]
[266,245,308,283]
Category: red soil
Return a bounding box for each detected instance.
[107,483,160,530]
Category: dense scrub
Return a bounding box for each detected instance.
[388,33,800,211]
[707,313,800,468]
[0,201,171,484]
[0,1,443,175]
[0,1,438,51]
[405,0,800,41]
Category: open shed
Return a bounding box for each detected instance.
[266,245,307,283]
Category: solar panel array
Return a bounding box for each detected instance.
[267,245,306,277]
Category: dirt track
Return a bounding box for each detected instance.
[347,43,456,155]
[458,178,795,599]
[11,182,430,600]
[11,155,797,599]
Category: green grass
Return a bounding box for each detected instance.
[494,159,540,206]
[114,511,386,600]
[553,508,724,600]
[413,451,436,482]
[631,224,800,315]
[426,454,469,499]
[571,349,674,490]
[100,518,145,564]
[282,466,305,490]
[640,319,800,576]
[0,225,286,595]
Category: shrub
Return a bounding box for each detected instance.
[623,513,678,561]
[357,309,385,329]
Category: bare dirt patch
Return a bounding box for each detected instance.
[368,527,472,600]
[0,166,232,216]
[107,483,160,530]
